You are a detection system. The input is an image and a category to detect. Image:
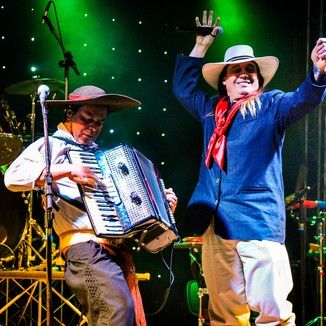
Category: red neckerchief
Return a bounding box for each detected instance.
[205,92,261,170]
[205,96,240,169]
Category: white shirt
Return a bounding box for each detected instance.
[4,123,103,248]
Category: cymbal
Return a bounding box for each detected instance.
[0,133,23,165]
[5,78,65,95]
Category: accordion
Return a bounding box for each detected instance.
[67,144,179,253]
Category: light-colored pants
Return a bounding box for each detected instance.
[202,223,296,326]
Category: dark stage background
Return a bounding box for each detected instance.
[0,0,325,325]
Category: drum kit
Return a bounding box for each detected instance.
[0,78,64,269]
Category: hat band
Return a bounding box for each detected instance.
[226,55,255,62]
[69,94,93,100]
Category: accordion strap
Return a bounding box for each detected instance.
[53,192,86,212]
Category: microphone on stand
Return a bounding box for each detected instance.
[37,85,50,105]
[176,26,224,36]
[41,1,52,24]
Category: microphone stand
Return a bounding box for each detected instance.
[287,187,310,325]
[298,204,307,325]
[42,3,80,99]
[306,211,325,326]
[39,92,54,326]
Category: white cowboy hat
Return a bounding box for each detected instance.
[46,85,141,113]
[202,45,279,90]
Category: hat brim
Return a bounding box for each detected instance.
[46,94,141,113]
[202,56,279,90]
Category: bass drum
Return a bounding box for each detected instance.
[0,174,27,260]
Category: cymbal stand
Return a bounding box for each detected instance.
[21,93,47,268]
[306,212,325,326]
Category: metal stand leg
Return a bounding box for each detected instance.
[306,212,325,326]
[21,190,47,268]
[198,287,209,326]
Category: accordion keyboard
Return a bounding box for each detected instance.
[67,150,125,236]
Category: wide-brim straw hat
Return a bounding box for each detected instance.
[202,45,279,90]
[46,85,141,113]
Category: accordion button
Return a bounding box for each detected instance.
[130,191,142,206]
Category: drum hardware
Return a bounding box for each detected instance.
[0,95,22,135]
[5,78,65,97]
[20,191,47,268]
[286,179,313,325]
[306,211,325,326]
[4,78,64,143]
[1,79,63,270]
[174,237,209,325]
[5,77,64,325]
[0,243,16,270]
[0,225,8,244]
[0,95,23,166]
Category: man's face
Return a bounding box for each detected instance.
[223,61,260,102]
[69,105,108,145]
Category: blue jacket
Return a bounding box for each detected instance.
[173,54,326,242]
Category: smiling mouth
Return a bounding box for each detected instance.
[236,80,252,86]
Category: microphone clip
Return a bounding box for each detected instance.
[286,186,311,210]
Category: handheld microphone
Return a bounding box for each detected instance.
[175,26,224,37]
[37,85,50,104]
[285,186,311,209]
[41,1,52,24]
